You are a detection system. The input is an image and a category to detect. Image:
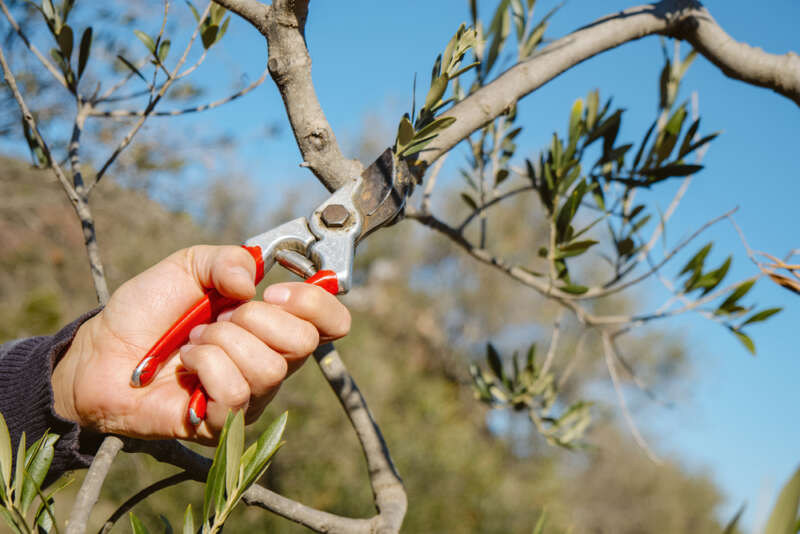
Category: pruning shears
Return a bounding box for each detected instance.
[130,148,414,424]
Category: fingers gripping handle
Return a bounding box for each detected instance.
[130,245,266,388]
[186,269,339,425]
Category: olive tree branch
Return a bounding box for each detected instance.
[0,0,68,88]
[88,1,214,192]
[89,65,268,117]
[214,0,362,191]
[417,0,800,169]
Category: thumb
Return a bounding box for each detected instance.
[183,245,257,300]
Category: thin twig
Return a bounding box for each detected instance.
[66,436,125,534]
[89,1,214,191]
[601,331,661,463]
[420,151,447,214]
[541,309,565,376]
[0,0,68,88]
[98,472,192,534]
[90,66,268,117]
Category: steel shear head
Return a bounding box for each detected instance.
[244,148,412,293]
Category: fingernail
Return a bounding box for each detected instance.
[264,285,290,304]
[217,309,234,322]
[189,325,207,342]
[231,266,253,284]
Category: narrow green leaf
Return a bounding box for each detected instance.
[0,411,12,491]
[129,512,151,534]
[203,416,230,522]
[532,510,547,534]
[495,168,510,186]
[695,257,732,295]
[225,411,244,497]
[557,240,598,258]
[13,432,25,507]
[41,0,55,24]
[158,39,171,63]
[217,17,230,43]
[460,192,478,211]
[640,163,703,181]
[487,344,505,383]
[585,89,599,132]
[413,116,456,142]
[77,27,92,78]
[423,76,448,114]
[680,243,712,277]
[568,98,583,142]
[159,515,173,534]
[742,307,782,327]
[201,25,218,49]
[185,0,201,22]
[57,25,73,61]
[731,329,756,355]
[722,504,745,534]
[682,132,720,158]
[632,120,657,171]
[182,504,194,534]
[133,29,155,53]
[20,433,57,514]
[560,284,589,295]
[117,55,147,83]
[678,118,700,158]
[0,507,22,534]
[395,115,414,151]
[764,465,800,534]
[240,412,288,491]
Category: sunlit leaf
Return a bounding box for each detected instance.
[239,412,288,492]
[182,504,194,534]
[560,284,589,295]
[764,464,800,534]
[129,512,151,534]
[133,29,155,53]
[0,411,11,491]
[20,433,57,514]
[77,27,92,78]
[225,411,244,497]
[731,328,756,355]
[742,307,782,327]
[158,39,171,63]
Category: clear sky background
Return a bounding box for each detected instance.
[4,1,799,531]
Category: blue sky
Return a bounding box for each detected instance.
[4,0,799,531]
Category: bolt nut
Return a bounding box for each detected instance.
[320,204,350,228]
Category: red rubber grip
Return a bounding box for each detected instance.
[130,245,265,388]
[185,269,338,425]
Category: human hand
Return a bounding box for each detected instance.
[51,245,350,442]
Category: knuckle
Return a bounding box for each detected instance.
[256,356,288,390]
[226,382,251,409]
[234,301,262,325]
[296,322,320,355]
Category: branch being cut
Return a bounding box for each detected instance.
[418,0,800,168]
[215,0,362,191]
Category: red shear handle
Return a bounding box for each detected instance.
[186,269,339,425]
[130,245,265,388]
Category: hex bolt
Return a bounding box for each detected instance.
[320,204,350,228]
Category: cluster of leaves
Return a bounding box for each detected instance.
[185,2,230,50]
[30,0,93,92]
[470,343,591,448]
[394,23,477,158]
[0,412,69,534]
[130,410,287,534]
[678,243,781,354]
[20,0,93,167]
[469,0,557,86]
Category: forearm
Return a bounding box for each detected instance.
[0,308,103,486]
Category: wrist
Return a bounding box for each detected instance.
[52,322,90,425]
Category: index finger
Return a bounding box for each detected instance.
[261,282,351,341]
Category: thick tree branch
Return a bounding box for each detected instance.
[215,0,362,191]
[418,0,800,168]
